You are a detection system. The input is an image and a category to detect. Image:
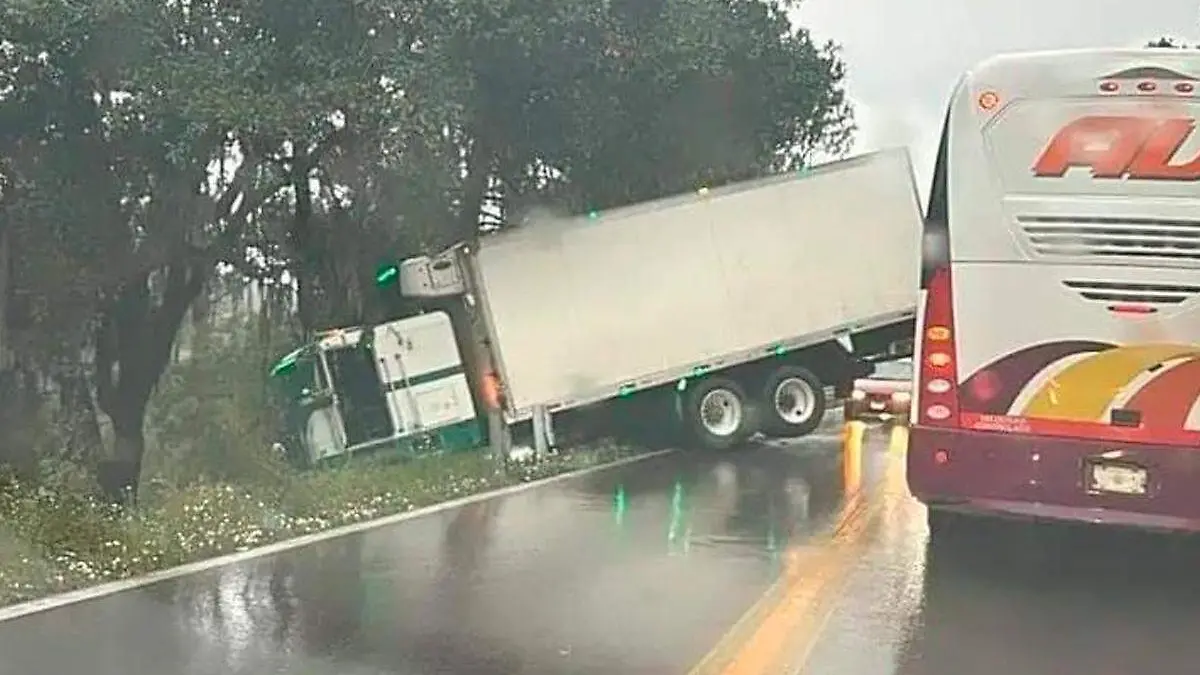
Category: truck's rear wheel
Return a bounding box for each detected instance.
[682,377,755,450]
[761,365,826,437]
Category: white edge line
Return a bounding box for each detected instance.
[0,448,679,623]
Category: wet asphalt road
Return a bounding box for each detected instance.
[5,416,1200,674]
[0,415,851,675]
[797,424,1200,675]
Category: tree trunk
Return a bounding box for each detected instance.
[0,226,10,373]
[57,364,102,467]
[0,366,41,479]
[190,283,213,353]
[290,159,324,333]
[97,402,145,504]
[94,261,209,504]
[456,132,492,243]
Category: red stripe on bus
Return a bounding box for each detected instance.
[1124,358,1200,431]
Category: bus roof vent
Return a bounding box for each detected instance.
[1018,215,1200,263]
[1062,279,1200,308]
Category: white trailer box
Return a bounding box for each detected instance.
[401,148,923,446]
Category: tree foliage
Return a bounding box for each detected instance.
[0,0,854,502]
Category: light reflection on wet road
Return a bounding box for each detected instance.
[6,416,1200,674]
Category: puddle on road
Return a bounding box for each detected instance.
[589,433,871,564]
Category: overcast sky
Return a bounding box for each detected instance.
[793,0,1200,200]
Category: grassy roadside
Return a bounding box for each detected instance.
[0,442,640,607]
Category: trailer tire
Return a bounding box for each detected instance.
[760,365,826,437]
[682,377,756,450]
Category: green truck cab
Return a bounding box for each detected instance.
[270,311,482,468]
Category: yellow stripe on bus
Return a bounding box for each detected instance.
[1020,344,1200,421]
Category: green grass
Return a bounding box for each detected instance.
[0,442,639,607]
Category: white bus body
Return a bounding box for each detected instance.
[908,48,1200,532]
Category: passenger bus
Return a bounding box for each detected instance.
[907,48,1200,534]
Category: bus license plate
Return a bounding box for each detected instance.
[1087,462,1147,496]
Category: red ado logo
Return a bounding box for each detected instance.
[1032,115,1200,180]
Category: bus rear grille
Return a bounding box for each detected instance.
[1062,279,1200,307]
[1018,216,1200,262]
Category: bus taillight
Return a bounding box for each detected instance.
[918,267,960,427]
[926,378,952,394]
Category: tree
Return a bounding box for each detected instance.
[0,0,141,474]
[1,0,285,499]
[445,0,854,227]
[1147,36,1199,48]
[0,0,477,497]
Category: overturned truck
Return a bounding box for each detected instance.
[274,149,923,466]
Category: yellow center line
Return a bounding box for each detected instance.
[778,445,909,674]
[688,492,866,668]
[688,424,907,675]
[714,496,877,675]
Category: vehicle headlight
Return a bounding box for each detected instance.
[891,391,911,403]
[851,390,866,400]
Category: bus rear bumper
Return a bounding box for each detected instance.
[907,425,1200,533]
